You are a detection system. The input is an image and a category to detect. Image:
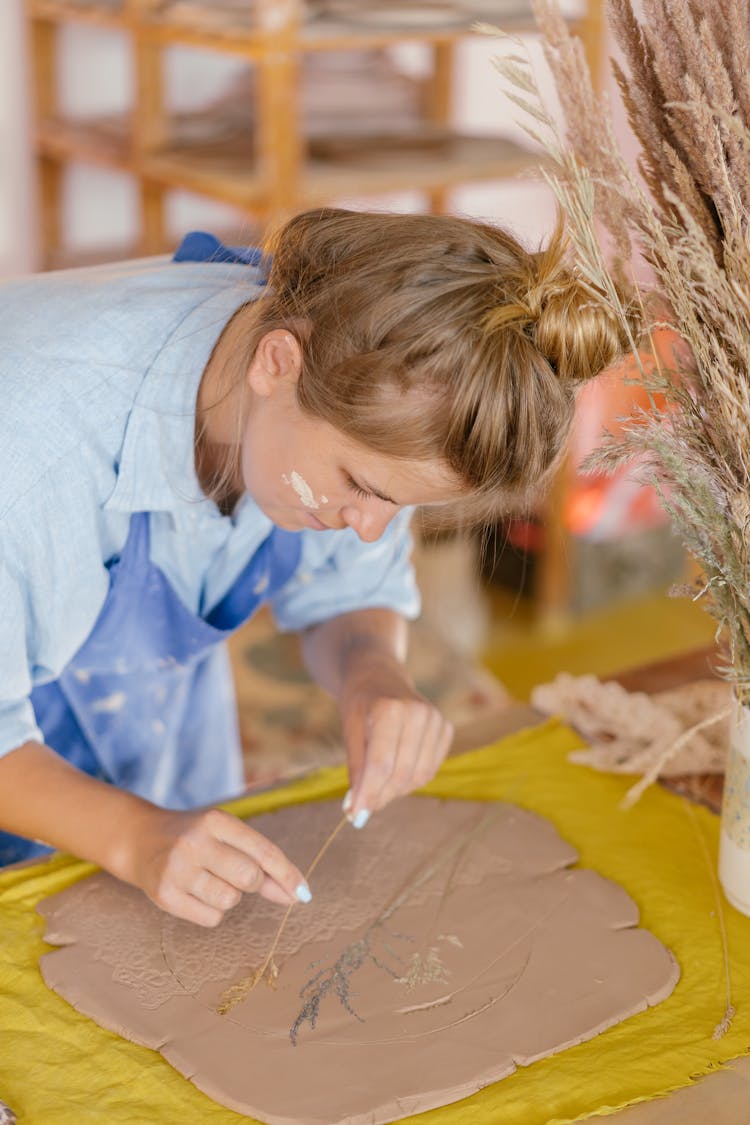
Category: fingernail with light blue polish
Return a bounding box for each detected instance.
[342,789,353,814]
[352,809,370,830]
[295,883,312,904]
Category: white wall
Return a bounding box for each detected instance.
[0,0,35,277]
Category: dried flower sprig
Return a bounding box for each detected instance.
[491,0,750,704]
[217,814,349,1015]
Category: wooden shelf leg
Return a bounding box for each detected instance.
[256,52,303,225]
[139,179,167,256]
[578,0,605,92]
[426,41,453,126]
[427,187,450,214]
[535,453,573,633]
[255,0,303,232]
[425,41,454,215]
[29,18,62,268]
[37,155,64,270]
[133,31,167,254]
[29,17,57,116]
[534,0,605,629]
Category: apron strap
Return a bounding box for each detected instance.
[173,231,266,273]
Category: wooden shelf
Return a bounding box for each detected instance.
[25,0,603,258]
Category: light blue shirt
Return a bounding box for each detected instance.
[0,256,419,760]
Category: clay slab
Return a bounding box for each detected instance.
[38,797,679,1124]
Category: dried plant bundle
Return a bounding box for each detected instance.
[489,0,750,1039]
[491,0,750,703]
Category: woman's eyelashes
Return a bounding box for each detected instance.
[344,472,374,501]
[343,470,400,507]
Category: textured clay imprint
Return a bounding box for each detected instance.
[38,797,679,1125]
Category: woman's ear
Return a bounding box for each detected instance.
[247,330,302,397]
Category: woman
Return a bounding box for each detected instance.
[0,208,633,925]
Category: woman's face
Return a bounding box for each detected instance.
[240,332,463,541]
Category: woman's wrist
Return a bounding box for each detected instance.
[339,637,414,697]
[0,741,160,878]
[99,790,161,883]
[302,608,409,699]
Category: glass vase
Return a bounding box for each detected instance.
[719,694,750,917]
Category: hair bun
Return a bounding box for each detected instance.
[532,274,638,384]
[482,226,640,384]
[526,230,640,384]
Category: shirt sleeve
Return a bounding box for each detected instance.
[270,508,421,632]
[0,482,114,762]
[0,555,45,757]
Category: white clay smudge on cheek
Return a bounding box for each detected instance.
[282,470,320,509]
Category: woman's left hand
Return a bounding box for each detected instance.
[338,655,454,826]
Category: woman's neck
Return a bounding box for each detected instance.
[194,302,256,512]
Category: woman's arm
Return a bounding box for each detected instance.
[0,741,310,925]
[300,606,408,694]
[300,608,454,823]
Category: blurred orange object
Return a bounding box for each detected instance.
[565,327,681,541]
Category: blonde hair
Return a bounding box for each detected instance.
[206,208,638,515]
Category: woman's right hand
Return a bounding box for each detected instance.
[113,805,312,927]
[0,743,310,927]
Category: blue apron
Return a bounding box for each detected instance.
[0,234,300,866]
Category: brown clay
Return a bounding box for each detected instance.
[38,797,679,1124]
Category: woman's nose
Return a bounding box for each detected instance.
[339,504,394,543]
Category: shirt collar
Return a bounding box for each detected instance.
[103,275,259,524]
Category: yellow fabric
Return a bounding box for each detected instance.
[1,719,748,1125]
[483,590,717,700]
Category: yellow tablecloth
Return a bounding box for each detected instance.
[1,718,749,1125]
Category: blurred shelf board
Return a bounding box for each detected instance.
[37,117,544,207]
[27,0,586,54]
[138,19,482,55]
[298,9,588,51]
[28,0,127,30]
[151,132,543,207]
[300,22,536,52]
[144,146,265,207]
[302,132,542,198]
[37,115,130,168]
[141,14,548,53]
